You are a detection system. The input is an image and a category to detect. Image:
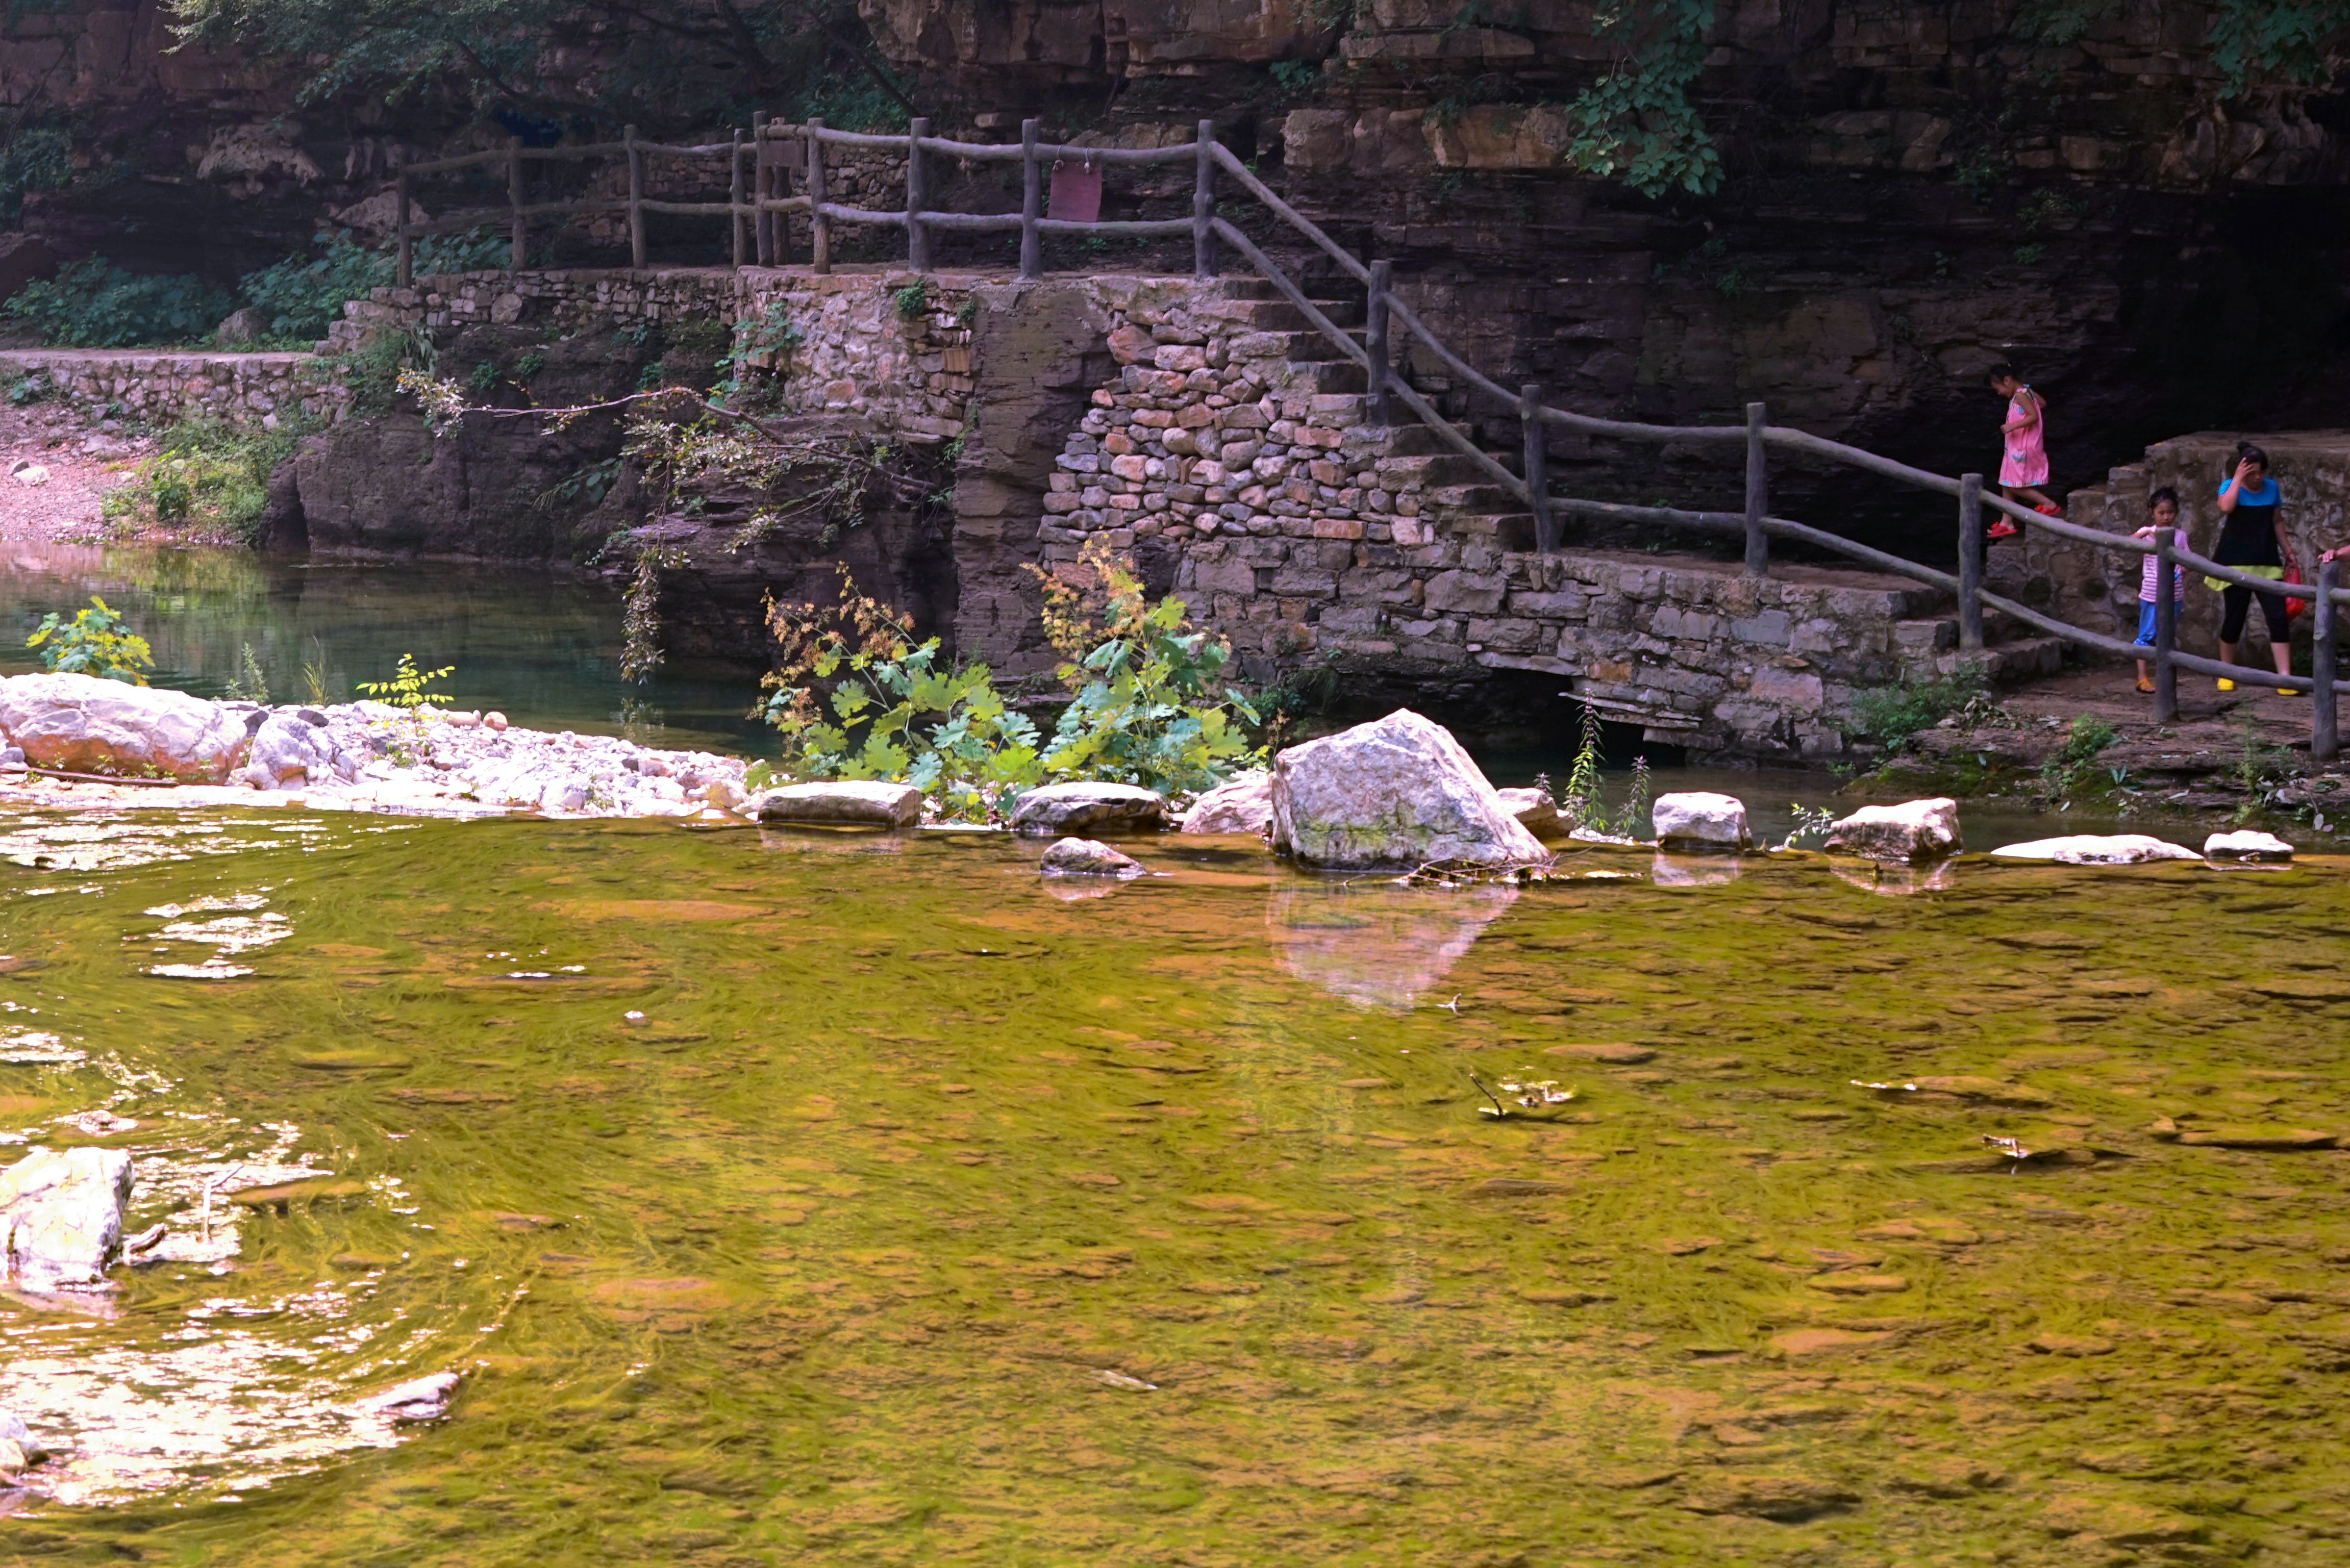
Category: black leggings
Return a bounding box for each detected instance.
[2220,583,2290,645]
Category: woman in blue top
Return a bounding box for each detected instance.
[2210,442,2297,694]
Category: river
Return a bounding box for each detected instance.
[4,542,2346,1563]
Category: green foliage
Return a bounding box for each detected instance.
[238,231,385,343]
[620,543,684,683]
[102,419,309,545]
[2208,0,2350,93]
[2038,715,2118,803]
[761,550,1262,821]
[6,371,52,407]
[26,597,154,685]
[892,279,930,321]
[1845,664,1988,750]
[4,258,233,348]
[0,122,71,225]
[356,653,455,710]
[1561,0,1721,198]
[1558,700,1608,831]
[1779,803,1839,849]
[337,327,439,417]
[226,642,272,703]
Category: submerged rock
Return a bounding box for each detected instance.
[361,1370,462,1422]
[2205,829,2292,862]
[0,673,253,783]
[1039,837,1146,877]
[1989,834,2199,865]
[756,780,925,829]
[1495,786,1563,839]
[1010,782,1168,837]
[1269,709,1546,870]
[1177,771,1273,836]
[1824,798,1962,863]
[1651,791,1750,851]
[0,1147,133,1288]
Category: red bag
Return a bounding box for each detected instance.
[2284,558,2306,620]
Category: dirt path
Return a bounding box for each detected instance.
[0,401,152,543]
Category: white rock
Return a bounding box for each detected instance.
[361,1370,461,1422]
[1495,786,1563,839]
[0,672,253,783]
[1989,834,2200,864]
[0,1407,44,1463]
[1823,798,1962,863]
[0,1147,134,1286]
[1268,709,1547,870]
[1010,781,1168,837]
[484,711,509,731]
[1177,770,1273,835]
[1651,791,1751,851]
[10,463,49,487]
[1039,837,1146,877]
[757,780,925,828]
[2204,829,2292,862]
[245,712,358,789]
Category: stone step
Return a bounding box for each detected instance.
[1426,481,1523,515]
[1375,451,1492,486]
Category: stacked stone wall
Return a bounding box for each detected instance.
[0,348,336,428]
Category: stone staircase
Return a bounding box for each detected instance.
[1226,276,2072,691]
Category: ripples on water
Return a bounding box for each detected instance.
[2,808,2347,1564]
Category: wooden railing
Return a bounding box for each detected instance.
[392,118,2348,761]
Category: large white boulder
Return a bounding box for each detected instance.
[1990,834,2199,865]
[1010,782,1168,837]
[1,1147,133,1288]
[1495,786,1563,839]
[0,672,251,783]
[757,780,925,828]
[1177,771,1273,835]
[1651,791,1751,851]
[1824,798,1962,864]
[242,711,360,790]
[2205,829,2292,862]
[1269,709,1547,870]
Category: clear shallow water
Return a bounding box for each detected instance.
[0,543,770,754]
[3,808,2348,1563]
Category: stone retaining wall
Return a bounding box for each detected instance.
[0,349,337,428]
[1033,276,1957,759]
[324,267,974,442]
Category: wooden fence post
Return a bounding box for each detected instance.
[1743,400,1767,577]
[1193,119,1217,279]
[1019,119,1042,280]
[394,151,412,287]
[2154,526,2179,723]
[1522,383,1556,553]
[905,117,930,272]
[751,112,771,266]
[730,128,746,269]
[624,124,646,270]
[1365,259,1391,427]
[2315,557,2340,762]
[807,118,831,275]
[1957,473,1985,651]
[507,137,526,271]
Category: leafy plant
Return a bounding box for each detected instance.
[2036,715,2117,803]
[0,121,71,226]
[301,637,328,705]
[1560,0,1720,197]
[225,641,272,703]
[2208,0,2350,93]
[26,597,154,684]
[1779,803,1840,849]
[238,231,387,343]
[620,542,685,682]
[1558,700,1608,830]
[1845,664,1989,751]
[4,258,233,348]
[891,279,929,321]
[357,653,455,711]
[6,371,52,407]
[1613,754,1653,839]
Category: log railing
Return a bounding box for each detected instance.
[391,117,2348,760]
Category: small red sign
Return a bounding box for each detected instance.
[1049,159,1103,224]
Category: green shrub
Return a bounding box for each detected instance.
[236,230,505,346]
[2038,714,2117,802]
[1845,664,1988,750]
[5,258,234,348]
[0,123,71,225]
[102,419,310,544]
[26,596,154,684]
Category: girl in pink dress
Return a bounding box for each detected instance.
[1987,364,2058,536]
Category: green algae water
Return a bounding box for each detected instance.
[5,810,2350,1565]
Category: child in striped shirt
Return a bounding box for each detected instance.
[2130,486,2185,694]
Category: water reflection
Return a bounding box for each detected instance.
[1265,879,1518,1008]
[0,541,770,754]
[1829,859,1956,897]
[1649,852,1741,887]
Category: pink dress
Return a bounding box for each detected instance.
[1999,388,2048,487]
